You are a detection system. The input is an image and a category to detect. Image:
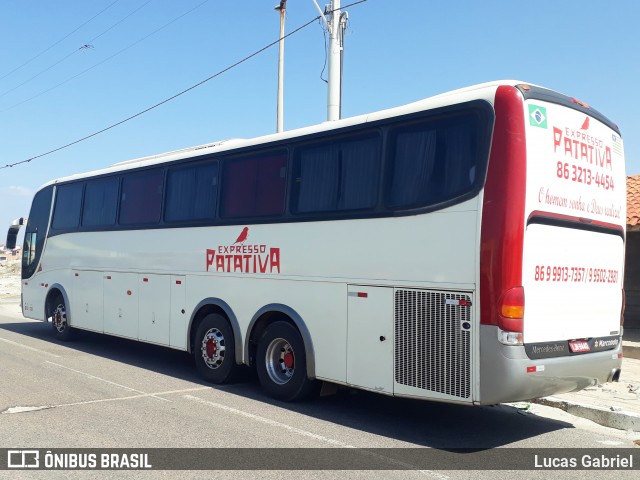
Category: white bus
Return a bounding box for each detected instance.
[7,81,626,404]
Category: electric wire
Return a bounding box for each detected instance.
[0,0,155,99]
[1,16,321,170]
[320,19,329,84]
[1,0,209,112]
[1,0,369,170]
[0,0,121,82]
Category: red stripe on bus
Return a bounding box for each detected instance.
[480,85,527,332]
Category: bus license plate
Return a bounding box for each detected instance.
[569,341,590,353]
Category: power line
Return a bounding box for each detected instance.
[1,16,321,170]
[1,0,369,170]
[86,0,155,45]
[0,0,121,82]
[0,0,155,99]
[1,0,209,112]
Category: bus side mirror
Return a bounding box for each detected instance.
[5,217,25,250]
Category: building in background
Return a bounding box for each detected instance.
[625,175,640,330]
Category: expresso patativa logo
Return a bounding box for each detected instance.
[205,227,281,274]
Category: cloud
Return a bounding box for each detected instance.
[0,186,34,198]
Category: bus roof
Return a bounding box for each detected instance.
[43,79,616,188]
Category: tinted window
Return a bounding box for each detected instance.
[22,186,53,279]
[52,183,83,229]
[119,170,164,225]
[82,177,119,226]
[292,135,380,214]
[386,113,479,209]
[220,152,287,218]
[165,162,218,222]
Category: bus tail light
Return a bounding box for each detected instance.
[497,287,524,345]
[621,288,626,326]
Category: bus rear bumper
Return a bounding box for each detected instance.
[478,325,623,405]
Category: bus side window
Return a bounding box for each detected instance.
[119,170,164,225]
[220,151,287,218]
[386,113,480,210]
[165,162,218,222]
[24,232,37,266]
[292,135,380,214]
[52,183,83,230]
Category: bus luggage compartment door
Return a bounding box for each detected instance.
[103,272,139,339]
[347,285,394,394]
[71,270,103,333]
[138,274,171,346]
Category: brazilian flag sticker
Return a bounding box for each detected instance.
[528,104,547,129]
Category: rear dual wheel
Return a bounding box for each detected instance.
[193,315,316,401]
[256,321,317,402]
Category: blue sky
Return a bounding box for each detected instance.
[1,0,639,238]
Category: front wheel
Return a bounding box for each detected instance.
[50,295,73,341]
[256,321,317,401]
[193,313,241,384]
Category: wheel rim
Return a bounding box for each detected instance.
[53,303,67,333]
[201,328,225,370]
[265,337,295,385]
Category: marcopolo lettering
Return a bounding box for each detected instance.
[593,337,619,350]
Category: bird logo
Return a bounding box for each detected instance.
[233,227,249,244]
[580,116,589,130]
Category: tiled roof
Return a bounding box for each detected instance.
[628,175,640,226]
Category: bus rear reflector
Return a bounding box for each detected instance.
[500,287,524,318]
[498,329,523,346]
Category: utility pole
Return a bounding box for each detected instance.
[312,0,347,121]
[275,1,287,133]
[327,0,348,121]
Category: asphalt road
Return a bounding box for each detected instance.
[0,296,638,479]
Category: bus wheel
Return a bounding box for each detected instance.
[256,321,316,401]
[50,295,73,341]
[194,313,239,384]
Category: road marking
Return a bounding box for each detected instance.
[45,361,171,402]
[184,393,353,446]
[1,387,209,415]
[183,394,448,477]
[3,406,50,414]
[0,336,61,358]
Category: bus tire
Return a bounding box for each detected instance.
[194,313,240,384]
[256,321,316,402]
[50,295,73,341]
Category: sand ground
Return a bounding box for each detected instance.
[0,259,21,297]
